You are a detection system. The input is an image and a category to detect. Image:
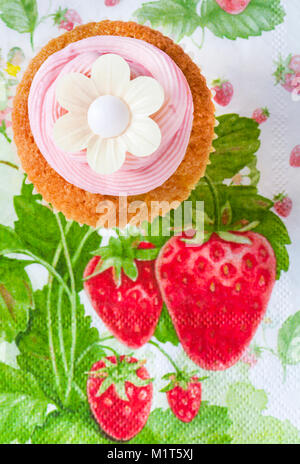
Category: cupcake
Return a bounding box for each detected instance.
[12,21,215,228]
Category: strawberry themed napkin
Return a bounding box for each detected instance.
[0,0,300,445]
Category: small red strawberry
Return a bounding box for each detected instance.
[105,0,120,6]
[252,107,270,124]
[161,371,206,423]
[211,79,233,107]
[87,356,153,441]
[84,231,162,349]
[156,229,276,370]
[290,145,300,167]
[274,54,300,94]
[273,193,293,218]
[215,0,251,15]
[52,7,82,31]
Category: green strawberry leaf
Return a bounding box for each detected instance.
[0,224,24,254]
[208,114,261,186]
[0,362,49,444]
[154,304,179,346]
[0,0,38,33]
[134,0,201,41]
[130,403,231,444]
[0,257,33,343]
[32,410,113,444]
[200,0,285,40]
[17,283,104,410]
[14,181,101,292]
[277,311,300,366]
[227,382,300,444]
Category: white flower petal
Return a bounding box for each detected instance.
[91,54,130,97]
[56,73,98,112]
[53,113,93,152]
[121,117,162,157]
[124,76,164,117]
[87,136,126,174]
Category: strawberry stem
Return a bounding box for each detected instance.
[148,340,180,373]
[98,344,120,359]
[0,160,18,170]
[203,174,221,230]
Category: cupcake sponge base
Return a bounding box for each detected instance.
[12,21,215,228]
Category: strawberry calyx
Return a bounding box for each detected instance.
[273,192,287,203]
[87,356,153,401]
[52,7,68,25]
[273,54,294,85]
[160,370,208,392]
[211,78,228,89]
[84,229,159,286]
[261,107,270,118]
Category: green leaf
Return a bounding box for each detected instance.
[32,410,113,444]
[0,224,24,254]
[200,0,285,40]
[14,181,101,292]
[135,247,160,260]
[277,311,300,366]
[154,304,179,346]
[17,284,104,409]
[130,403,231,444]
[226,382,300,444]
[0,0,38,33]
[208,114,261,185]
[0,362,49,444]
[0,257,33,343]
[135,0,201,41]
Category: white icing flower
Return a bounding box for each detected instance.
[53,54,164,175]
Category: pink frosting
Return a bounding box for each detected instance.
[28,36,194,196]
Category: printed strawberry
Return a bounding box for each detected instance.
[273,193,293,218]
[290,145,300,167]
[87,356,153,441]
[211,79,233,107]
[252,107,270,124]
[273,54,300,94]
[156,229,276,370]
[52,7,82,31]
[161,371,206,423]
[215,0,251,15]
[105,0,120,6]
[84,230,162,349]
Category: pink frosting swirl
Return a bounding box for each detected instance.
[28,36,194,196]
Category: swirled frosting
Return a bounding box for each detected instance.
[28,36,194,196]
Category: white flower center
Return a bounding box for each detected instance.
[87,95,130,138]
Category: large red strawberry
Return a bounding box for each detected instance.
[52,8,82,31]
[274,54,300,94]
[215,0,251,15]
[87,356,153,441]
[161,371,205,422]
[84,231,162,348]
[212,79,233,107]
[156,230,276,370]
